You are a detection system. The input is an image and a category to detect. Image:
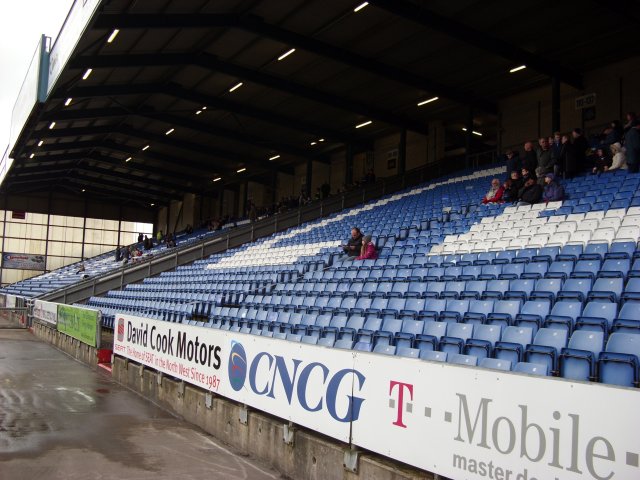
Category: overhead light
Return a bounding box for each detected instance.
[125,157,132,162]
[150,203,155,206]
[277,48,296,61]
[49,121,56,129]
[509,65,526,73]
[29,153,35,159]
[318,138,325,142]
[82,68,92,80]
[417,96,439,106]
[195,110,202,115]
[142,145,150,151]
[229,82,243,92]
[107,29,119,43]
[237,168,246,173]
[82,189,86,192]
[269,154,280,161]
[310,141,317,146]
[64,97,72,106]
[354,2,369,12]
[202,106,207,110]
[165,128,174,135]
[462,127,483,136]
[37,140,43,147]
[213,177,222,182]
[355,120,372,128]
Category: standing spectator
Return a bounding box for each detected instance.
[522,141,537,173]
[536,137,555,180]
[364,169,376,184]
[481,178,504,204]
[156,230,164,243]
[571,128,589,170]
[121,246,131,264]
[137,233,143,243]
[504,150,520,178]
[143,235,152,250]
[356,235,377,260]
[603,120,623,146]
[320,182,330,199]
[625,119,640,173]
[551,132,562,159]
[341,227,363,258]
[609,142,626,171]
[115,246,122,262]
[517,177,543,205]
[542,174,565,202]
[558,134,578,178]
[623,112,637,137]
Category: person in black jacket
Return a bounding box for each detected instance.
[517,177,543,205]
[342,227,363,258]
[571,128,589,171]
[522,141,538,173]
[504,150,521,179]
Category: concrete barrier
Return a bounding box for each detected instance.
[29,324,435,479]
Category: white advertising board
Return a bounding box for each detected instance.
[113,314,640,479]
[33,299,58,325]
[5,295,16,308]
[47,0,101,95]
[114,315,357,442]
[353,352,640,480]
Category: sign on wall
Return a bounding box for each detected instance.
[33,299,58,326]
[56,304,99,347]
[114,314,640,480]
[2,253,46,270]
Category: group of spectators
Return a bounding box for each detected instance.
[340,227,378,260]
[483,112,640,206]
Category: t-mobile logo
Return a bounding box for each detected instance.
[117,317,125,342]
[389,381,414,428]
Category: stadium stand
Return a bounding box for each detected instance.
[71,162,640,388]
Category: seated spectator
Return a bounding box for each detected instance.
[341,227,363,258]
[185,224,194,235]
[542,173,565,202]
[608,142,626,170]
[482,178,504,204]
[517,177,543,205]
[503,171,522,203]
[591,147,611,174]
[356,235,377,260]
[602,120,623,146]
[76,262,85,275]
[115,246,122,262]
[626,119,640,173]
[521,167,537,184]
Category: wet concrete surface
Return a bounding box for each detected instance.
[0,330,281,480]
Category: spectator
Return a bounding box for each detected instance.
[603,120,623,146]
[608,142,626,171]
[320,182,330,199]
[504,171,522,202]
[364,169,376,184]
[504,150,520,178]
[122,246,131,264]
[558,134,578,179]
[521,167,537,184]
[143,235,152,250]
[76,262,85,275]
[115,246,122,262]
[522,141,537,173]
[517,177,543,205]
[623,112,637,137]
[185,224,193,234]
[356,235,377,260]
[536,137,555,180]
[542,173,565,202]
[156,230,164,243]
[482,178,504,204]
[341,227,363,258]
[571,128,589,169]
[591,147,611,174]
[137,233,143,243]
[551,132,562,159]
[166,232,176,248]
[626,119,640,173]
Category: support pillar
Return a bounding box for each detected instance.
[345,143,354,185]
[465,108,474,169]
[305,158,313,197]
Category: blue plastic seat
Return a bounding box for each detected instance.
[465,324,502,359]
[483,279,510,299]
[514,300,551,334]
[421,299,447,320]
[441,299,469,322]
[479,357,512,371]
[396,346,420,358]
[448,353,478,366]
[546,261,574,280]
[598,333,640,387]
[419,350,447,362]
[557,278,593,303]
[373,344,396,356]
[525,328,568,374]
[544,301,583,332]
[494,326,534,364]
[487,300,521,328]
[587,277,624,303]
[560,331,604,381]
[514,362,550,376]
[334,338,354,350]
[439,323,474,354]
[353,341,373,352]
[576,302,618,334]
[612,303,640,333]
[463,299,494,324]
[530,278,563,302]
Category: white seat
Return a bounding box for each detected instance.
[548,232,570,246]
[509,213,526,221]
[516,205,532,212]
[530,203,546,211]
[529,218,548,226]
[486,231,503,240]
[503,206,518,214]
[502,229,521,240]
[584,211,605,221]
[604,208,627,219]
[598,218,621,231]
[536,224,558,235]
[489,240,510,251]
[545,201,563,210]
[622,216,640,228]
[528,234,550,247]
[513,220,532,229]
[556,222,578,234]
[627,206,640,216]
[569,231,592,245]
[616,226,640,241]
[471,231,489,240]
[519,227,538,238]
[509,238,527,249]
[566,213,585,223]
[579,219,600,232]
[547,215,566,224]
[592,228,617,243]
[523,211,540,219]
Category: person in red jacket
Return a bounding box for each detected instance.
[482,178,505,204]
[356,235,377,260]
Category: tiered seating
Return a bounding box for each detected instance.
[82,165,640,388]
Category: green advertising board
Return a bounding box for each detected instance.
[56,304,99,347]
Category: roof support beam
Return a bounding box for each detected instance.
[92,13,497,112]
[70,53,426,132]
[367,0,583,89]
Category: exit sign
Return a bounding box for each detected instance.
[575,93,596,110]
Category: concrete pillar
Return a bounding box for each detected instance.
[427,120,445,165]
